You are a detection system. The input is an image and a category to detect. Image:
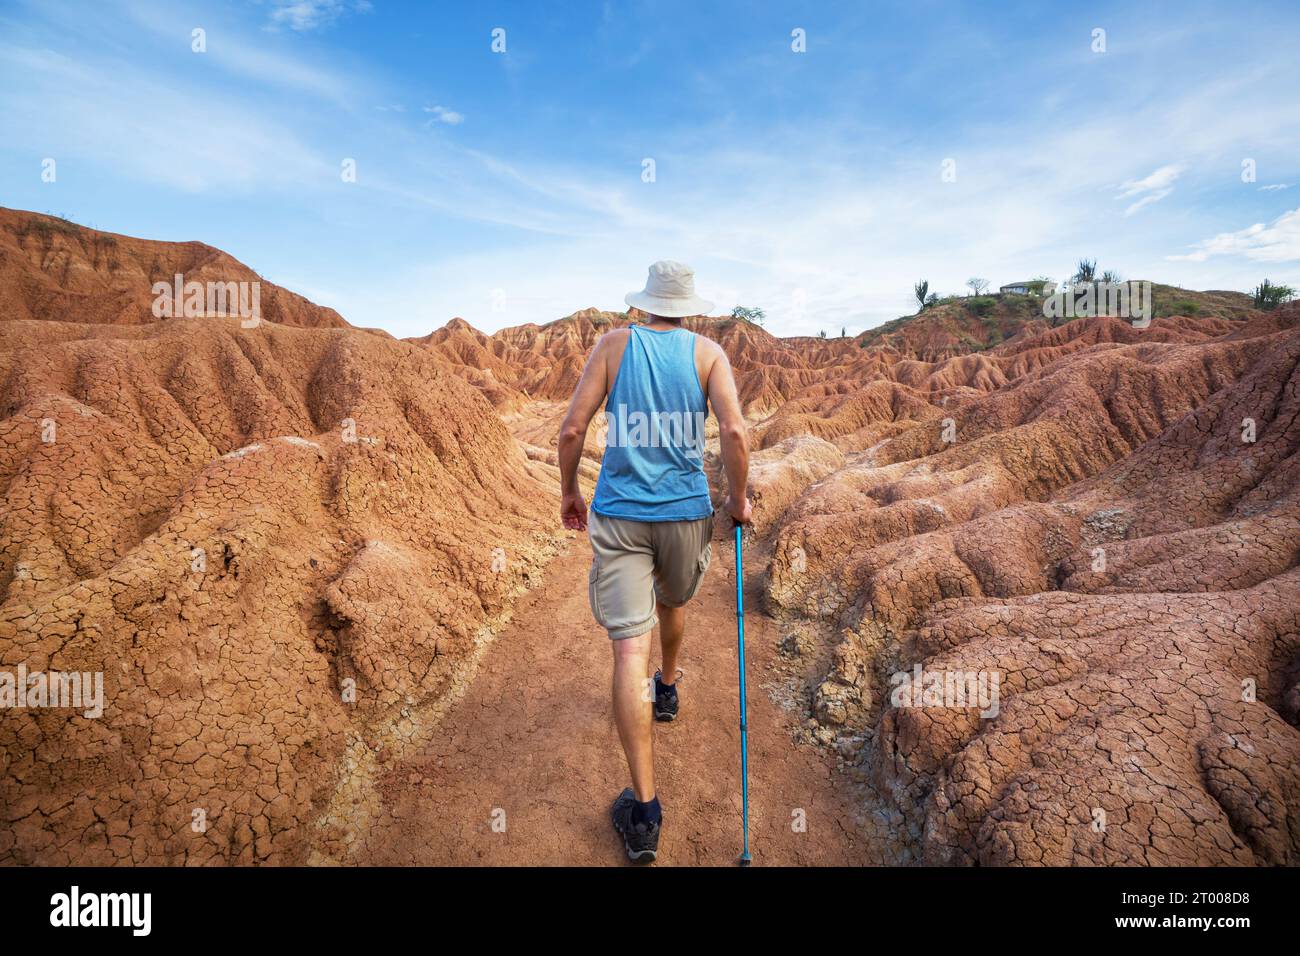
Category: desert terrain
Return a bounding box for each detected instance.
[1,208,1296,865]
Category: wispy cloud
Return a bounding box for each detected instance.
[423,105,465,126]
[1168,207,1300,263]
[267,0,371,32]
[1259,183,1291,192]
[118,0,359,103]
[0,41,332,192]
[1117,163,1184,216]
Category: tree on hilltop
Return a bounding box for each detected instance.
[914,280,929,311]
[1253,279,1296,310]
[731,305,765,326]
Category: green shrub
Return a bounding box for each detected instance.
[1252,279,1296,311]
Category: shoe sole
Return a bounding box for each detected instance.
[624,842,657,864]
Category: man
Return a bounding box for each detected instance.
[557,260,752,864]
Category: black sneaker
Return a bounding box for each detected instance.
[653,670,680,722]
[611,788,660,864]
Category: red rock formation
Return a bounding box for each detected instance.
[765,306,1300,865]
[0,310,559,864]
[0,208,347,329]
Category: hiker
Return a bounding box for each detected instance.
[557,260,752,863]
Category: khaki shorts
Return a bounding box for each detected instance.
[588,510,714,640]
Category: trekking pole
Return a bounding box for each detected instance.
[733,520,752,866]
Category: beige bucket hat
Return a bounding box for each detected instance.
[624,260,714,318]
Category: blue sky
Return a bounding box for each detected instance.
[2,0,1298,337]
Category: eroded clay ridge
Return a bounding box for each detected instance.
[0,207,350,329]
[760,305,1300,865]
[0,311,561,864]
[416,289,1253,417]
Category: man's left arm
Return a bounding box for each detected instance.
[557,336,609,531]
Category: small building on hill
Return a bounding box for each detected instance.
[1000,280,1056,296]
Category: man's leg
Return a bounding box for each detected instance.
[612,631,655,801]
[591,514,662,860]
[657,602,685,685]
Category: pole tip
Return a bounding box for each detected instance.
[738,852,752,867]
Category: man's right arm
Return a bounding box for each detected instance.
[705,343,752,524]
[556,333,611,531]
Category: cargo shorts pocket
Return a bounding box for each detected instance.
[677,539,712,605]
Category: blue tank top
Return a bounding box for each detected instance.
[591,325,714,522]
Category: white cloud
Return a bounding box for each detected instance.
[1259,183,1291,192]
[118,0,359,103]
[424,105,465,125]
[1117,163,1184,216]
[0,41,332,192]
[268,0,371,32]
[1124,188,1174,216]
[354,98,1299,336]
[1167,207,1300,263]
[1117,164,1186,197]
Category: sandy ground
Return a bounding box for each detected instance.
[351,533,887,866]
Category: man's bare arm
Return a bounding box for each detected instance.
[557,335,611,530]
[705,344,752,524]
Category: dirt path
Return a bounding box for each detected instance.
[351,533,885,866]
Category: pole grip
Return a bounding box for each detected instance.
[733,524,744,617]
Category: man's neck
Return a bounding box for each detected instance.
[644,316,683,330]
